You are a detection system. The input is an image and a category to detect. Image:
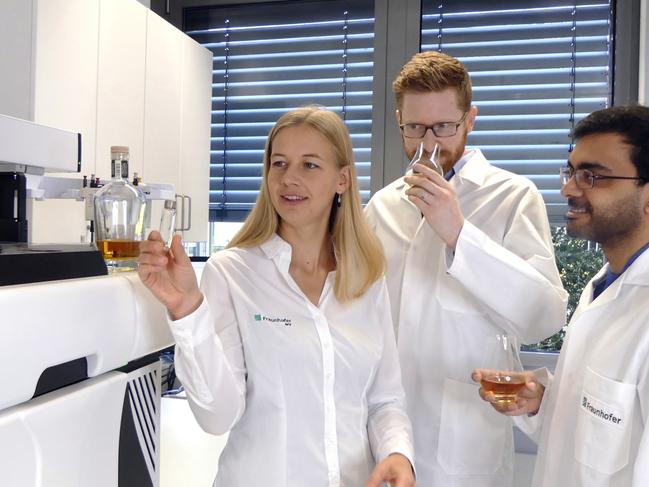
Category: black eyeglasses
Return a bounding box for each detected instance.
[399,112,468,139]
[560,166,646,189]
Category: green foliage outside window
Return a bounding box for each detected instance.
[522,227,605,352]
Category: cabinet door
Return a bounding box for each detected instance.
[95,0,147,180]
[29,0,100,244]
[178,36,212,242]
[142,10,182,189]
[0,0,35,121]
[32,0,100,176]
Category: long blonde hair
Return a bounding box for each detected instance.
[227,106,385,301]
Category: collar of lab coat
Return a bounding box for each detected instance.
[615,244,649,287]
[582,246,649,308]
[454,148,489,186]
[398,148,489,204]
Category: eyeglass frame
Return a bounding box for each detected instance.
[559,166,646,189]
[399,112,469,139]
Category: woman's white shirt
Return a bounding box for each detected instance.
[168,234,414,487]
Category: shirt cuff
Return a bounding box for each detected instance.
[166,294,212,348]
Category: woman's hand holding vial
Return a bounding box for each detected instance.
[138,230,203,321]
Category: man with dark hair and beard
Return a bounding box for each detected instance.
[364,51,568,487]
[474,105,649,486]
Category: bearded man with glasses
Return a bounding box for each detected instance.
[474,105,649,486]
[364,51,568,487]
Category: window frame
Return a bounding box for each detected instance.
[185,0,377,221]
[153,0,640,196]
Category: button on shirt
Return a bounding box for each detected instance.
[168,234,414,487]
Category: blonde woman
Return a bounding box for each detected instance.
[138,106,415,487]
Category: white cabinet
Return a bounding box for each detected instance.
[0,0,36,123]
[143,11,183,192]
[143,9,211,242]
[2,0,101,177]
[95,0,148,180]
[0,0,211,243]
[178,32,212,242]
[32,0,100,176]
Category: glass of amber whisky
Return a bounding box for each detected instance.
[479,333,525,406]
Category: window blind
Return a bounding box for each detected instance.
[184,0,375,222]
[420,0,613,223]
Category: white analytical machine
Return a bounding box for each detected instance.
[0,114,174,487]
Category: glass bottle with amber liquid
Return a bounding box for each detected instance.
[94,146,146,272]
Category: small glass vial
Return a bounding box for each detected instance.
[94,146,147,272]
[159,199,176,247]
[406,142,443,177]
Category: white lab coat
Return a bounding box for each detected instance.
[520,248,649,486]
[365,149,568,487]
[168,234,414,487]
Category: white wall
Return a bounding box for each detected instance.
[640,0,648,104]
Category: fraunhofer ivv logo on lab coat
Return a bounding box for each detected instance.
[254,314,292,326]
[581,392,624,428]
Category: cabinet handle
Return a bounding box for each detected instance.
[182,195,191,231]
[174,194,192,231]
